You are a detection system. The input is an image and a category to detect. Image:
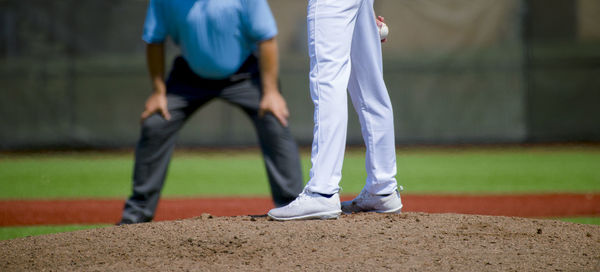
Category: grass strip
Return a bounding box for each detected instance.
[557,217,600,226]
[0,146,598,199]
[0,225,109,241]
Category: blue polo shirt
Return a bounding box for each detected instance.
[143,0,278,79]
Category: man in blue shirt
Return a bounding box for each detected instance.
[119,0,303,224]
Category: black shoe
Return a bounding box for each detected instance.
[116,218,136,226]
[116,216,152,226]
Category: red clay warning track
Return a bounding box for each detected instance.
[1,194,599,226]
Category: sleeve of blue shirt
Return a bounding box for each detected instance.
[242,0,278,42]
[142,0,168,44]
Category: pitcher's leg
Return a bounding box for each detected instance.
[305,0,361,195]
[347,0,398,195]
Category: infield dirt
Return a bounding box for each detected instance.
[1,212,599,271]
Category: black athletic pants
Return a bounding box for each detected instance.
[121,55,304,223]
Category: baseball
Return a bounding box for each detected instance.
[379,22,389,40]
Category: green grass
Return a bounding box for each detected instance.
[392,148,600,194]
[0,225,109,240]
[0,146,599,199]
[0,152,134,199]
[558,217,600,225]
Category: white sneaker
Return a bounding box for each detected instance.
[341,188,402,214]
[268,189,341,221]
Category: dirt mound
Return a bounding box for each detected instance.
[1,213,599,271]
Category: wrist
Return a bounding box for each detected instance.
[152,84,167,95]
[152,90,166,96]
[262,81,279,93]
[262,88,279,97]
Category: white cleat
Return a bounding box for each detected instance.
[268,189,341,221]
[341,188,402,214]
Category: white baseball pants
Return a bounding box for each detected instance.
[305,0,398,195]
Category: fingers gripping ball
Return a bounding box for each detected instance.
[379,22,389,41]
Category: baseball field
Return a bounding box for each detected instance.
[1,145,599,270]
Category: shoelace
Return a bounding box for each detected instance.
[354,189,370,202]
[356,187,403,201]
[287,190,312,208]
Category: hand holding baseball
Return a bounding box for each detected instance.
[376,15,388,42]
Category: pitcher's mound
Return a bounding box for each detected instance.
[1,213,599,271]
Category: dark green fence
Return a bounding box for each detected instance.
[0,0,598,149]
